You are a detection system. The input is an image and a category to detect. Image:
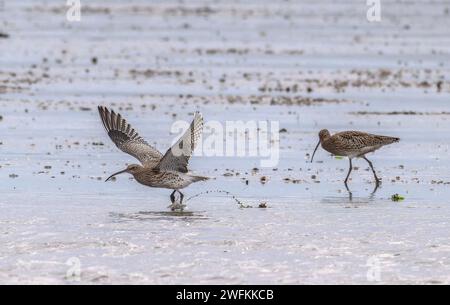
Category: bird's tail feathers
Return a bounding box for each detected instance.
[383,136,400,144]
[189,175,210,182]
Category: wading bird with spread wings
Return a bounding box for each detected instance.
[98,106,208,211]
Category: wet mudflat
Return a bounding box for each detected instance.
[1,0,450,284]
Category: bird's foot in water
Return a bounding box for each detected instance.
[168,202,186,212]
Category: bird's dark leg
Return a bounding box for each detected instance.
[176,190,186,212]
[370,183,380,198]
[347,189,353,201]
[363,156,381,186]
[178,191,184,204]
[168,190,178,211]
[170,190,176,204]
[344,158,353,186]
[344,158,354,200]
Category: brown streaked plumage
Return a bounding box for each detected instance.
[98,106,208,211]
[311,129,399,188]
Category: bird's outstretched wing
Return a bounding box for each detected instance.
[98,106,163,167]
[156,112,203,173]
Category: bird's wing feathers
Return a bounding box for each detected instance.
[156,112,203,173]
[98,106,163,167]
[335,131,399,149]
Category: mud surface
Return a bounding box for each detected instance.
[1,0,450,284]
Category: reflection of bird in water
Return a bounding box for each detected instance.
[311,129,399,192]
[98,106,208,211]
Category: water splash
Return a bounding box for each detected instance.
[186,189,252,208]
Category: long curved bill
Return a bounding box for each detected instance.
[310,140,321,163]
[105,168,127,182]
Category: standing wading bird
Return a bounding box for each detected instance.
[310,130,399,189]
[98,106,209,211]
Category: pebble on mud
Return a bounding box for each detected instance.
[260,176,268,184]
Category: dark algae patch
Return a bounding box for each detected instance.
[391,194,405,202]
[351,111,450,116]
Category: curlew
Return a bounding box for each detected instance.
[310,130,399,188]
[98,106,208,211]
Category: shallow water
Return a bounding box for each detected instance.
[1,0,450,284]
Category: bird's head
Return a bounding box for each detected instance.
[318,129,331,141]
[311,129,331,163]
[105,164,143,181]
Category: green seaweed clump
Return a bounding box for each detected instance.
[391,194,405,202]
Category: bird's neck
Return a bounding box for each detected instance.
[320,136,332,151]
